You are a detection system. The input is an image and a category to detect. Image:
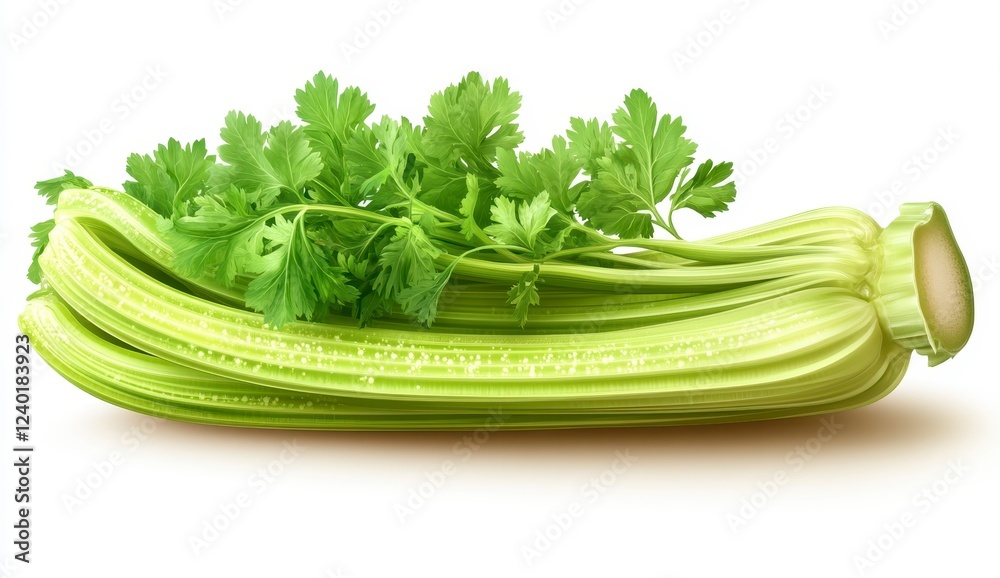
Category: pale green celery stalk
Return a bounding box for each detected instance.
[389,273,860,333]
[19,289,912,429]
[440,249,871,293]
[67,187,873,297]
[52,189,249,306]
[382,208,878,330]
[39,216,904,412]
[56,187,875,299]
[630,206,883,265]
[52,187,880,334]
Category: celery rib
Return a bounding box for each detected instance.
[42,218,896,411]
[20,290,910,429]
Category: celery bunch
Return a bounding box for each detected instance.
[19,73,974,429]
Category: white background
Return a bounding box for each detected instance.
[2,0,998,576]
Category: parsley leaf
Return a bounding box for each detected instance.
[566,117,615,176]
[345,115,410,205]
[244,213,358,327]
[423,72,523,173]
[374,224,441,304]
[496,136,583,214]
[577,89,698,238]
[295,72,374,194]
[459,173,480,241]
[167,185,268,284]
[494,148,541,199]
[507,264,541,328]
[208,113,322,205]
[484,192,561,256]
[35,170,93,205]
[29,170,93,283]
[123,138,215,218]
[577,159,655,239]
[399,244,529,327]
[404,121,473,215]
[397,257,463,327]
[611,89,696,204]
[670,160,737,218]
[27,219,56,284]
[532,137,585,214]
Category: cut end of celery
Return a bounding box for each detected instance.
[913,208,974,363]
[875,202,974,366]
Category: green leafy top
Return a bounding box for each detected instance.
[244,212,358,328]
[124,138,215,218]
[484,192,562,257]
[423,72,523,173]
[208,114,323,206]
[576,89,732,239]
[29,71,736,328]
[28,171,93,283]
[36,170,92,205]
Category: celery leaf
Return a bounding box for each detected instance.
[507,265,541,328]
[374,224,441,303]
[423,72,523,173]
[244,213,358,327]
[123,138,215,218]
[208,113,322,205]
[484,192,561,256]
[671,160,737,218]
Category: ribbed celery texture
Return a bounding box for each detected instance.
[18,187,974,430]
